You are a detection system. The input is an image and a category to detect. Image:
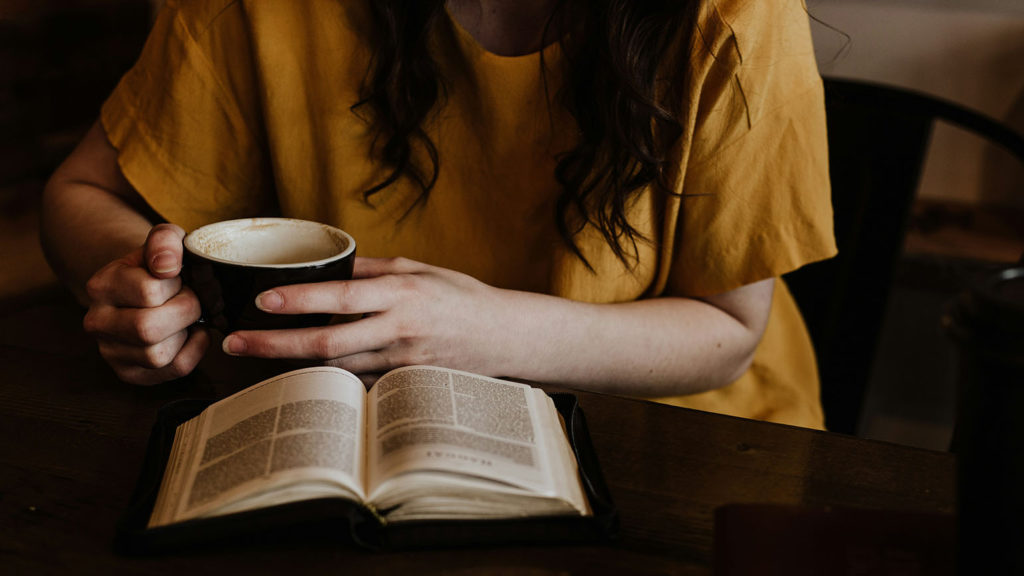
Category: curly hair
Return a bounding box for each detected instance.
[355,0,699,267]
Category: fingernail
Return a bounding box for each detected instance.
[256,290,283,312]
[151,252,179,274]
[222,335,246,356]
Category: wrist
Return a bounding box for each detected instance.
[485,288,596,384]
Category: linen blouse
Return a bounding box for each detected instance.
[101,0,837,428]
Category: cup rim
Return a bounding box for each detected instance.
[183,218,356,269]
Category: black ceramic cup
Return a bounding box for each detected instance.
[182,218,356,333]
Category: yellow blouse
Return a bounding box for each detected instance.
[101,0,836,428]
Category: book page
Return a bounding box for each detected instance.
[368,394,591,522]
[364,366,564,503]
[149,367,367,527]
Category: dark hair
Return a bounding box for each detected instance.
[355,0,699,267]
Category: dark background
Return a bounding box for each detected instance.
[0,0,152,303]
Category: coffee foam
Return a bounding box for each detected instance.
[185,219,352,267]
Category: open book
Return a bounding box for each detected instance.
[130,365,612,549]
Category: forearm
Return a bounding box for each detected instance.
[41,172,153,304]
[40,121,155,304]
[492,285,771,397]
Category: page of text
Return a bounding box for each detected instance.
[152,367,367,526]
[365,366,557,500]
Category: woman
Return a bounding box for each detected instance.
[41,0,835,428]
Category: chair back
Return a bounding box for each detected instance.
[783,77,1024,435]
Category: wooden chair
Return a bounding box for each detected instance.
[783,77,1024,435]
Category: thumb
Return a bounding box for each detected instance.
[143,223,187,279]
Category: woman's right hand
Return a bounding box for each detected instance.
[82,223,209,385]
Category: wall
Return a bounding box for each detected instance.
[808,0,1024,209]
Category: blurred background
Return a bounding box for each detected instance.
[1,0,1021,449]
[1,0,159,303]
[809,0,1023,450]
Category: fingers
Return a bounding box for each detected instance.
[356,373,382,390]
[84,224,203,386]
[352,256,428,279]
[252,257,439,316]
[86,256,183,308]
[98,329,189,368]
[106,327,211,386]
[85,282,205,386]
[143,223,187,279]
[84,287,202,345]
[324,351,392,375]
[223,314,394,360]
[255,275,410,316]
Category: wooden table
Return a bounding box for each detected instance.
[0,291,956,574]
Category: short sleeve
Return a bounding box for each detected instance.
[100,0,273,232]
[667,0,837,297]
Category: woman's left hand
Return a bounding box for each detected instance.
[221,257,516,384]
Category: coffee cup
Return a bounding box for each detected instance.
[182,218,356,333]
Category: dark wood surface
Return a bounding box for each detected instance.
[0,291,956,574]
